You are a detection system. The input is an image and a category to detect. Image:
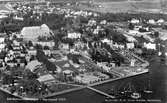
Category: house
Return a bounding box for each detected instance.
[97,62,111,72]
[67,32,81,39]
[63,69,73,77]
[16,57,26,67]
[130,18,140,24]
[26,60,42,72]
[74,41,85,50]
[0,14,8,19]
[0,4,16,15]
[28,48,37,56]
[43,50,51,56]
[0,44,5,50]
[21,24,51,41]
[148,19,156,24]
[101,38,113,46]
[134,25,142,31]
[13,15,24,21]
[13,45,21,52]
[126,43,135,49]
[13,40,20,46]
[0,37,5,43]
[123,34,137,42]
[128,30,140,36]
[100,20,107,25]
[33,41,55,48]
[130,59,136,67]
[157,19,164,24]
[144,42,156,50]
[88,19,97,26]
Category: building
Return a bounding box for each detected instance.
[67,32,81,39]
[130,18,140,24]
[26,60,42,72]
[126,43,135,49]
[27,48,37,55]
[157,19,164,24]
[143,42,156,50]
[33,41,55,48]
[21,24,51,41]
[148,19,156,24]
[37,74,55,83]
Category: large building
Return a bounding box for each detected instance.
[21,24,52,41]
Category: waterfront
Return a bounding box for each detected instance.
[0,54,166,103]
[0,1,167,103]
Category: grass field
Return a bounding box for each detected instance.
[75,0,167,13]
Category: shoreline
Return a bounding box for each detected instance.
[0,69,149,100]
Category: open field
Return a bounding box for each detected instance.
[74,0,167,13]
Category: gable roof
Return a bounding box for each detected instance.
[0,4,16,14]
[26,60,42,72]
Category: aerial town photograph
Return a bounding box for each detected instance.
[0,0,166,103]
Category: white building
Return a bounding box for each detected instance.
[0,37,5,43]
[130,59,136,67]
[33,41,55,48]
[130,18,140,24]
[126,43,135,49]
[157,19,165,24]
[28,49,37,55]
[67,32,81,39]
[148,19,156,24]
[144,42,156,50]
[21,24,51,41]
[26,60,42,72]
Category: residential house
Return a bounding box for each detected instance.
[143,42,156,50]
[28,47,37,56]
[0,44,5,50]
[43,50,51,56]
[26,60,42,72]
[67,32,81,39]
[148,19,156,24]
[157,19,165,24]
[100,20,107,25]
[126,43,135,49]
[0,37,5,43]
[33,41,55,48]
[88,19,97,26]
[130,18,140,24]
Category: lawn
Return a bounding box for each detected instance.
[47,83,78,93]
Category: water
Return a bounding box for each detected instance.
[0,55,166,103]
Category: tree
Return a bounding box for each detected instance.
[35,44,43,50]
[36,50,47,62]
[44,46,50,50]
[129,23,134,30]
[23,69,38,80]
[2,74,15,85]
[154,31,159,38]
[36,50,57,72]
[28,41,33,47]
